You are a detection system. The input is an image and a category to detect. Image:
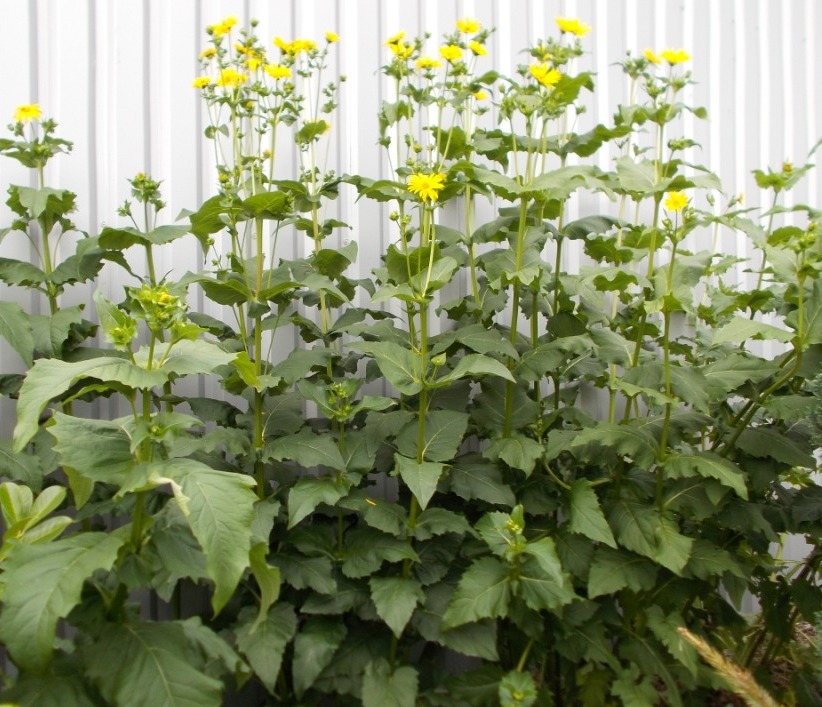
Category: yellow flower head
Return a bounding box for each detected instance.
[292,38,317,54]
[416,56,442,72]
[199,47,217,60]
[14,104,41,123]
[216,67,247,88]
[468,40,487,56]
[210,16,238,37]
[439,44,463,63]
[274,36,292,53]
[664,191,689,212]
[555,17,591,37]
[386,31,406,46]
[529,63,562,88]
[473,90,488,100]
[660,48,690,65]
[644,49,661,65]
[389,42,413,59]
[265,64,292,80]
[192,76,212,89]
[246,57,262,71]
[326,31,339,43]
[456,18,481,34]
[407,172,447,202]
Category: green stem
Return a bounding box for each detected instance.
[503,199,529,436]
[465,186,480,306]
[253,216,266,499]
[516,637,536,672]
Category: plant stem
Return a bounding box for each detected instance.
[503,199,529,436]
[253,216,266,499]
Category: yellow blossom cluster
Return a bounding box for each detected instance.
[407,172,447,202]
[664,191,689,212]
[386,32,413,59]
[456,18,481,34]
[326,32,339,43]
[14,104,41,122]
[645,48,690,65]
[210,16,237,37]
[275,37,318,55]
[216,67,247,88]
[192,76,211,89]
[416,56,442,72]
[555,17,591,37]
[529,63,562,88]
[439,44,463,63]
[468,40,487,56]
[264,64,292,80]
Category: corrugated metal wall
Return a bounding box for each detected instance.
[1,0,820,545]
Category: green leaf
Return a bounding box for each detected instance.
[435,353,516,386]
[608,499,692,574]
[449,455,516,507]
[393,454,445,510]
[236,604,297,694]
[0,439,43,488]
[664,453,748,499]
[0,300,34,365]
[432,323,519,358]
[369,576,425,638]
[287,476,348,528]
[735,427,815,467]
[396,410,469,462]
[265,427,347,471]
[413,508,472,540]
[362,658,418,707]
[499,670,537,707]
[587,547,658,598]
[0,532,124,671]
[788,277,822,349]
[350,341,422,395]
[161,458,257,614]
[712,316,793,345]
[442,557,512,628]
[248,542,281,630]
[341,528,417,579]
[519,538,575,611]
[611,666,659,707]
[567,479,617,547]
[242,190,291,219]
[50,412,134,485]
[702,354,780,393]
[273,552,337,594]
[292,617,347,697]
[569,423,659,468]
[483,434,544,476]
[83,620,223,707]
[2,659,99,707]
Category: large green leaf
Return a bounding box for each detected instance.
[607,499,692,574]
[442,557,512,628]
[735,427,815,467]
[712,316,793,345]
[83,620,223,707]
[788,277,822,349]
[351,341,422,395]
[160,458,257,614]
[448,455,516,507]
[567,479,617,548]
[292,617,347,697]
[265,427,347,471]
[393,454,445,510]
[0,532,124,671]
[664,453,748,499]
[273,552,337,594]
[50,412,134,485]
[287,476,348,528]
[395,410,469,462]
[236,603,297,694]
[369,576,424,638]
[362,658,418,707]
[434,353,516,386]
[0,300,34,365]
[248,542,281,630]
[483,434,544,475]
[0,438,43,488]
[518,539,576,611]
[569,423,659,467]
[587,547,658,598]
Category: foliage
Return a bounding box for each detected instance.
[0,13,820,707]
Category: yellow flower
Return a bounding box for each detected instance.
[439,44,463,63]
[292,38,317,54]
[407,172,447,202]
[644,49,661,65]
[274,36,292,53]
[456,18,481,34]
[385,31,406,46]
[389,42,413,59]
[210,16,238,37]
[529,63,562,88]
[660,48,690,65]
[265,64,292,80]
[246,58,262,71]
[555,17,591,37]
[416,56,442,71]
[473,90,488,100]
[199,47,217,59]
[468,40,487,56]
[325,31,339,43]
[664,191,689,212]
[216,68,247,88]
[14,104,41,122]
[192,76,212,89]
